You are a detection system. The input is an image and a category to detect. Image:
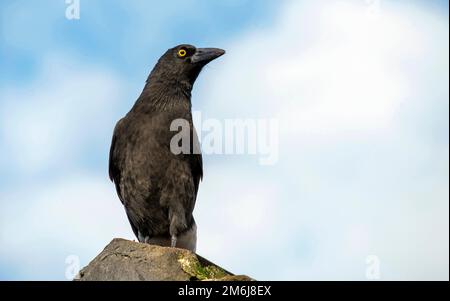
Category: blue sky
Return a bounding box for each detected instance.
[0,0,448,280]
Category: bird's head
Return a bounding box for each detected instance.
[147,44,226,89]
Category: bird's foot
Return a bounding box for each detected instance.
[171,235,177,248]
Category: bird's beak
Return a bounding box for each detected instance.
[191,48,225,64]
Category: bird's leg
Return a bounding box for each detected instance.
[168,207,185,248]
[171,235,177,248]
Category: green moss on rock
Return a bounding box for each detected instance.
[178,253,228,280]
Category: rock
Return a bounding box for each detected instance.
[76,238,253,281]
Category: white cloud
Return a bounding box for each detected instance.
[0,54,124,174]
[193,0,449,280]
[0,53,132,279]
[198,0,447,136]
[0,173,133,280]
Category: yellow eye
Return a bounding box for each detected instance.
[178,49,187,57]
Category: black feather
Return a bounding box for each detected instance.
[108,44,223,246]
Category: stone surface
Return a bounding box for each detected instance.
[76,238,253,281]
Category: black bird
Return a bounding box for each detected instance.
[109,45,225,251]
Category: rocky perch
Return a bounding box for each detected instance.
[76,238,253,281]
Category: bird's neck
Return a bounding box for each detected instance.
[136,80,192,112]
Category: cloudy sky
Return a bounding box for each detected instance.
[0,0,448,280]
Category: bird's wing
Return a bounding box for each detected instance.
[158,121,203,237]
[109,118,125,203]
[190,126,203,196]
